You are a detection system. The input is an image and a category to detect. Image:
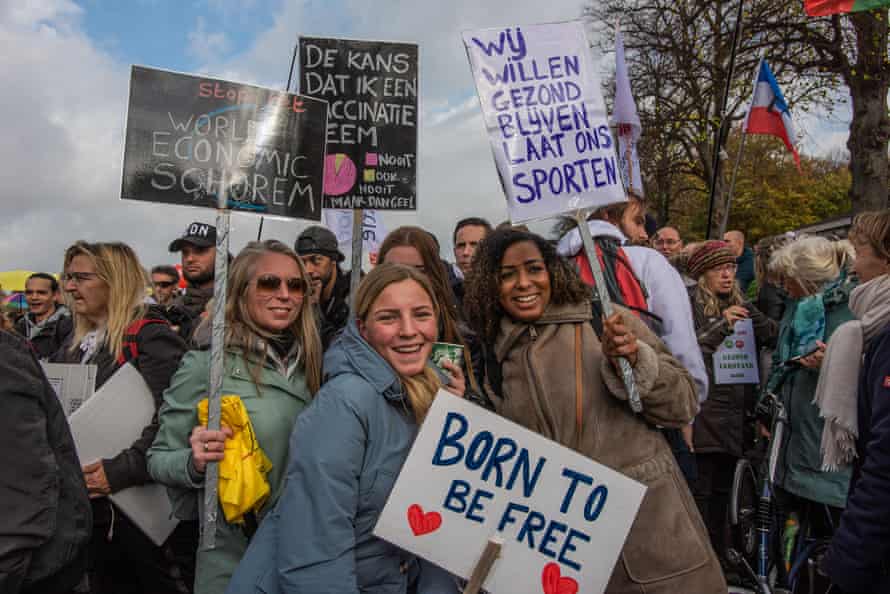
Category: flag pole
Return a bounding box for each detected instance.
[719,54,762,237]
[705,0,745,238]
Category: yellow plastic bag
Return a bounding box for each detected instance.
[197,395,273,524]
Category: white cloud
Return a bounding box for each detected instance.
[187,16,231,64]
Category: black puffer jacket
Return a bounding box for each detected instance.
[691,292,777,457]
[165,286,213,349]
[318,270,351,350]
[0,330,92,594]
[51,306,187,491]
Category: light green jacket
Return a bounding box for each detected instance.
[148,347,312,594]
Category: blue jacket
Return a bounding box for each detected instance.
[823,322,890,593]
[226,321,457,594]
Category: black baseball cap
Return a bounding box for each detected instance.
[169,222,216,252]
[295,226,344,262]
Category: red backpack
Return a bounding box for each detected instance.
[116,318,170,365]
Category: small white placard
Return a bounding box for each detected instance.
[374,392,646,594]
[69,363,179,546]
[41,362,98,417]
[714,318,760,384]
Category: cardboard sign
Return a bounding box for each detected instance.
[121,66,328,220]
[41,362,97,416]
[714,318,760,384]
[299,37,418,210]
[69,363,179,546]
[462,22,626,223]
[374,393,646,594]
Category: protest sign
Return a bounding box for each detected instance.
[299,37,418,210]
[714,318,760,384]
[41,362,97,416]
[121,65,328,220]
[462,22,625,223]
[69,363,179,546]
[375,393,646,594]
[323,208,387,266]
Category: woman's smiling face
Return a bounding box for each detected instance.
[498,240,551,323]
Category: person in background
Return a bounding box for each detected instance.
[821,210,890,594]
[167,222,218,348]
[754,235,792,323]
[765,235,857,590]
[724,230,755,293]
[149,240,322,594]
[151,265,181,307]
[51,241,191,594]
[0,329,92,594]
[451,217,492,305]
[14,272,72,359]
[653,226,684,258]
[452,217,492,278]
[463,228,725,593]
[226,264,462,594]
[379,226,484,397]
[294,226,351,349]
[685,241,776,572]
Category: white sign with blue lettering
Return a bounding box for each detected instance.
[374,392,646,594]
[462,21,626,224]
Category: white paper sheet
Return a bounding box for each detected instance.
[41,362,98,417]
[69,363,179,546]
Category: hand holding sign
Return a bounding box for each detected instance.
[374,393,645,594]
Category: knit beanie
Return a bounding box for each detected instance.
[687,240,736,278]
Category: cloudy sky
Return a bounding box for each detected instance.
[0,0,850,274]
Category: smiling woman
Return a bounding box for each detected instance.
[463,228,726,593]
[148,240,322,594]
[225,264,462,594]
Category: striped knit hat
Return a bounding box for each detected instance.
[687,240,736,278]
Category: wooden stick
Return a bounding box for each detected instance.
[462,537,503,594]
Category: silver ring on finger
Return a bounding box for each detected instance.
[204,441,210,452]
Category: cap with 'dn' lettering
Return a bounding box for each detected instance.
[168,222,217,252]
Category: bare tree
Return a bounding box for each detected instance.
[584,0,889,233]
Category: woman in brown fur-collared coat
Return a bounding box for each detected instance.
[464,228,725,594]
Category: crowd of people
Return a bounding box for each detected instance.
[2,200,890,594]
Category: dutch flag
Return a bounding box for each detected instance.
[744,59,800,169]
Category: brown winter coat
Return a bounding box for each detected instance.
[488,302,726,594]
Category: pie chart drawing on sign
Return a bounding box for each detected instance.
[324,153,357,196]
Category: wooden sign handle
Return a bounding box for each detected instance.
[462,537,502,594]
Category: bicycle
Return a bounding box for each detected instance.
[726,391,835,594]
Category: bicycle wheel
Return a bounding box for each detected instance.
[730,458,759,562]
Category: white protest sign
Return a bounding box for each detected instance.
[374,392,646,594]
[323,209,387,266]
[462,22,626,223]
[714,318,760,384]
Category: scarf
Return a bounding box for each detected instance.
[815,273,890,470]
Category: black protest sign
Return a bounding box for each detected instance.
[299,37,418,210]
[121,66,328,221]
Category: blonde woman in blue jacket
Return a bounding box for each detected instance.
[227,264,462,594]
[148,240,322,594]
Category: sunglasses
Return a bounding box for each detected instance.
[254,274,307,296]
[153,281,177,288]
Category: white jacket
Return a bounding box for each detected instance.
[558,220,709,404]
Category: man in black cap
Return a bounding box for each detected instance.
[167,221,216,348]
[295,226,351,349]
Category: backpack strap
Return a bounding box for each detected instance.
[116,318,170,365]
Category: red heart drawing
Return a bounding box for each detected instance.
[406,504,442,536]
[541,562,579,594]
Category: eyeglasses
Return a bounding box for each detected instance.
[153,281,177,289]
[62,272,99,284]
[254,274,307,296]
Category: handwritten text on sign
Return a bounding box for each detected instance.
[121,66,327,220]
[299,37,418,210]
[714,318,760,384]
[462,22,625,223]
[374,393,646,594]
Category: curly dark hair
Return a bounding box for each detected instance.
[464,228,591,347]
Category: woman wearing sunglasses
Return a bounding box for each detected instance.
[148,240,323,594]
[51,241,189,594]
[226,263,461,594]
